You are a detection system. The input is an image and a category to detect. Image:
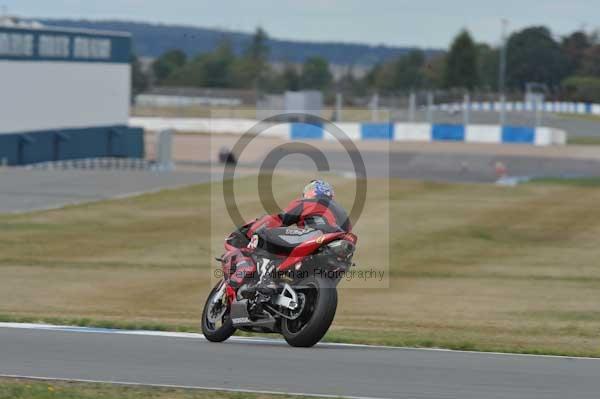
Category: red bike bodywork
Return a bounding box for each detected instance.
[220,223,357,303]
[277,231,345,271]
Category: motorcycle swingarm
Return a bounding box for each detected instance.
[271,283,299,310]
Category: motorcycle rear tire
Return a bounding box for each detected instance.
[282,276,337,347]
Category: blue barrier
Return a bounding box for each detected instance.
[432,124,465,141]
[20,132,54,164]
[0,125,144,166]
[283,122,549,144]
[290,123,324,140]
[501,126,535,144]
[0,135,19,165]
[56,127,110,160]
[361,123,394,140]
[110,126,145,157]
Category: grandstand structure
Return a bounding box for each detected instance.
[0,17,143,165]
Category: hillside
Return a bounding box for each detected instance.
[40,19,438,66]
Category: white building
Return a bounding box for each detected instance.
[0,18,131,134]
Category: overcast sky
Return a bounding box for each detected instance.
[2,0,595,48]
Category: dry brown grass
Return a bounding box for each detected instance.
[1,175,600,356]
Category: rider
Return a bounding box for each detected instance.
[238,180,351,295]
[245,179,351,241]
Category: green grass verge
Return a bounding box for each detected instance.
[0,378,318,399]
[0,314,196,333]
[557,113,600,123]
[567,136,600,146]
[528,177,600,187]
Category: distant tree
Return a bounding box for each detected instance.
[131,55,149,97]
[153,29,277,91]
[368,51,426,93]
[422,53,446,89]
[579,45,600,77]
[261,63,301,93]
[363,63,381,89]
[282,64,301,91]
[152,49,187,82]
[444,30,479,89]
[202,40,236,87]
[393,50,426,90]
[165,40,235,87]
[562,76,600,102]
[162,57,205,87]
[238,27,271,91]
[476,44,499,90]
[245,27,269,62]
[506,26,569,90]
[230,59,254,89]
[372,61,396,93]
[301,56,332,90]
[338,68,368,97]
[561,31,591,74]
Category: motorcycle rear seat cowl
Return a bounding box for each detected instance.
[259,227,323,254]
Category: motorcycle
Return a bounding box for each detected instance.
[201,218,357,347]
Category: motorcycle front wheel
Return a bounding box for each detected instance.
[281,276,338,347]
[201,281,236,342]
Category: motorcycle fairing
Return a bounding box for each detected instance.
[277,231,346,271]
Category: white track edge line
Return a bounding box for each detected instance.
[0,322,598,360]
[0,374,385,399]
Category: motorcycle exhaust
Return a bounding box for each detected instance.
[230,299,276,329]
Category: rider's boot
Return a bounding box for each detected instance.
[245,278,278,296]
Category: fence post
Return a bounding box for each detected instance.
[463,93,470,126]
[499,93,507,126]
[156,129,175,171]
[426,92,434,125]
[534,97,543,128]
[335,92,343,122]
[408,92,416,122]
[370,93,379,122]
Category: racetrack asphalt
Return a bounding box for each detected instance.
[273,149,600,182]
[0,169,214,213]
[3,148,600,214]
[1,324,599,399]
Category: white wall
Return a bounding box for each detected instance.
[535,127,567,146]
[394,123,431,141]
[0,61,130,133]
[465,125,501,144]
[324,122,361,141]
